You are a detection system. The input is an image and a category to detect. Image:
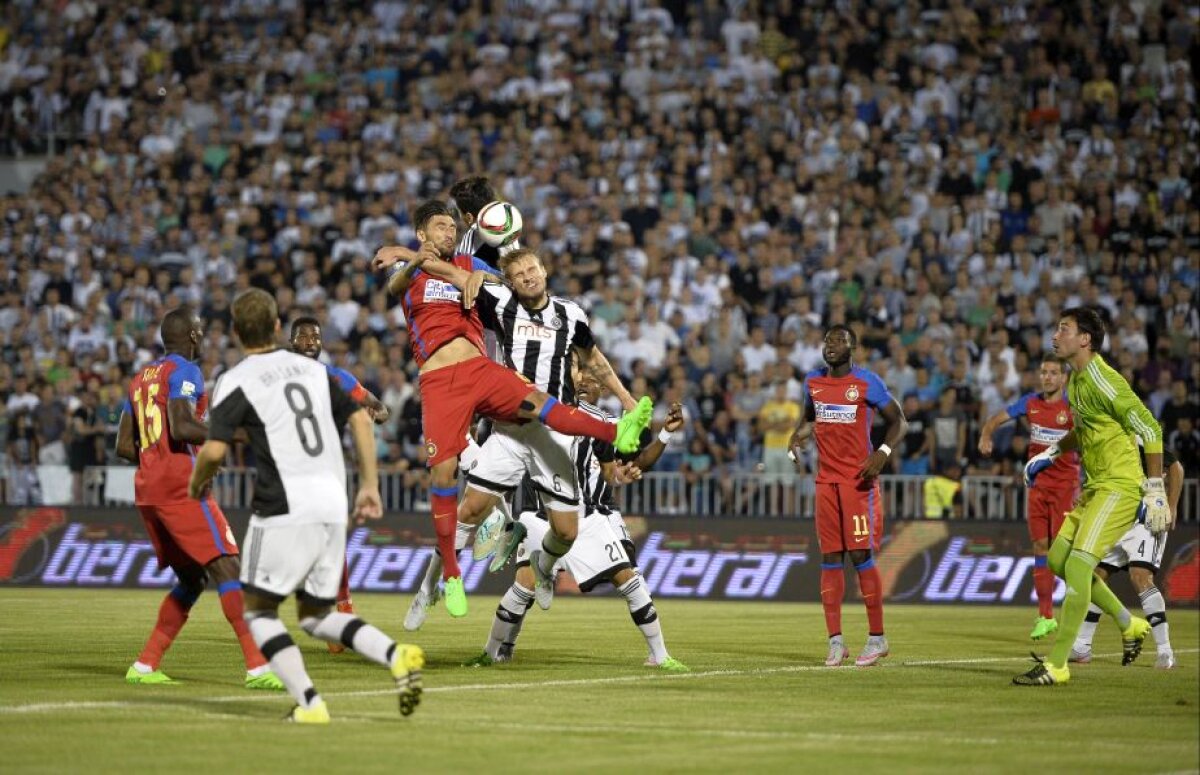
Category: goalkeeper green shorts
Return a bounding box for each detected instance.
[1056,488,1139,559]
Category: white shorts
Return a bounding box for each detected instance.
[515,510,630,592]
[240,519,346,605]
[464,422,578,511]
[604,511,637,564]
[1099,522,1168,572]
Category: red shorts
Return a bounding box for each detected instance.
[1026,484,1077,544]
[138,496,237,571]
[420,357,534,466]
[815,480,883,554]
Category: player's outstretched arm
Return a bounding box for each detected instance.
[577,344,637,411]
[188,440,227,499]
[977,410,1012,457]
[115,409,137,463]
[859,396,908,479]
[632,402,684,472]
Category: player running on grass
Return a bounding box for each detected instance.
[1013,307,1167,686]
[371,200,654,619]
[116,307,282,691]
[464,370,689,671]
[189,289,424,724]
[978,355,1080,640]
[290,316,388,652]
[789,325,908,668]
[1071,446,1184,669]
[399,246,640,627]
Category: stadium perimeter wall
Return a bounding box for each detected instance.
[1,507,1195,607]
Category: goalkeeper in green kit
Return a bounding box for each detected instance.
[1013,307,1170,686]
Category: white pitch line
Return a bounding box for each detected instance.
[2,648,1196,715]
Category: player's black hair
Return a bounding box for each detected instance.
[825,324,858,348]
[413,199,453,232]
[449,176,497,219]
[232,289,279,348]
[1059,306,1107,352]
[289,316,320,339]
[160,306,197,351]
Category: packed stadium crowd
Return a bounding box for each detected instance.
[0,0,1198,506]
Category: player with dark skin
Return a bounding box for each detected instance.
[290,319,390,423]
[115,311,241,607]
[788,327,908,571]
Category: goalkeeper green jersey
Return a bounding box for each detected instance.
[1068,355,1162,500]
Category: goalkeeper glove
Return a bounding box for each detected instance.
[1023,444,1061,488]
[1138,478,1171,534]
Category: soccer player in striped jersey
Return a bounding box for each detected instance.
[464,370,688,671]
[978,355,1081,640]
[189,289,424,723]
[289,316,388,652]
[372,202,653,619]
[1014,307,1167,686]
[1071,446,1184,669]
[116,307,282,691]
[789,325,908,668]
[399,244,641,624]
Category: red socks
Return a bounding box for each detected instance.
[1033,562,1055,619]
[820,564,844,637]
[431,487,461,579]
[856,559,885,635]
[217,581,267,671]
[137,585,196,669]
[337,558,353,608]
[541,398,616,443]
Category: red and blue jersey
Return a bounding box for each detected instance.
[325,363,368,405]
[802,365,894,484]
[1006,391,1080,488]
[124,354,206,505]
[400,254,498,368]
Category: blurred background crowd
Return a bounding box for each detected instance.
[0,0,1197,506]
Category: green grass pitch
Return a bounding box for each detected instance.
[1,589,1196,773]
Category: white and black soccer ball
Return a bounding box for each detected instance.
[476,200,523,248]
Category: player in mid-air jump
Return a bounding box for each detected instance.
[979,355,1080,640]
[789,325,908,668]
[372,200,653,618]
[116,307,282,691]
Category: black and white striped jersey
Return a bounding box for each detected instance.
[456,224,520,266]
[207,349,360,524]
[476,284,594,403]
[574,401,618,514]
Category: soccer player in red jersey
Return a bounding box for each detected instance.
[290,316,389,651]
[979,355,1081,640]
[789,325,908,668]
[116,308,281,690]
[371,200,653,617]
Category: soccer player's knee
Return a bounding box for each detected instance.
[611,568,635,587]
[849,549,871,567]
[515,565,535,588]
[243,608,278,625]
[299,614,327,637]
[1129,567,1154,592]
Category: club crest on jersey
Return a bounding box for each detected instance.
[423,279,461,303]
[815,402,857,423]
[547,315,563,330]
[1056,411,1068,425]
[426,441,437,458]
[844,385,860,402]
